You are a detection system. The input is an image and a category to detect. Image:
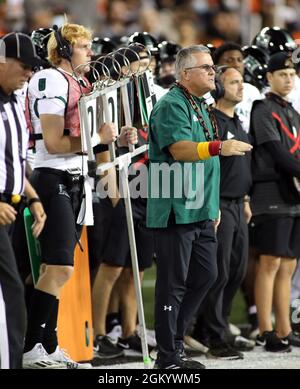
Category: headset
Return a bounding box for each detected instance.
[212,79,225,101]
[53,24,72,60]
[211,65,231,101]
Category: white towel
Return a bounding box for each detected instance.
[77,176,94,226]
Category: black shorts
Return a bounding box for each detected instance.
[88,196,154,270]
[87,195,114,272]
[30,169,83,266]
[249,215,300,258]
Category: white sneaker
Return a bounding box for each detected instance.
[23,343,65,369]
[233,335,255,351]
[249,327,259,340]
[229,323,241,336]
[184,335,209,354]
[48,346,92,369]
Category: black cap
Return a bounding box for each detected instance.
[1,32,42,67]
[267,52,295,73]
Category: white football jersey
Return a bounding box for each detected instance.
[235,83,262,133]
[288,75,300,114]
[27,68,85,171]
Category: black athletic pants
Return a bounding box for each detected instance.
[0,225,26,368]
[154,219,218,367]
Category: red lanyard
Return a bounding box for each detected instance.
[174,82,219,141]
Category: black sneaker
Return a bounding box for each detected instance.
[180,354,206,369]
[206,344,244,360]
[154,362,181,369]
[94,335,124,359]
[282,331,300,347]
[118,333,152,356]
[263,331,291,353]
[255,334,266,347]
[248,313,258,332]
[154,359,205,369]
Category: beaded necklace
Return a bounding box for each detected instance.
[174,82,219,141]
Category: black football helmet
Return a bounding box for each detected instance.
[252,27,297,55]
[89,38,118,83]
[158,41,181,63]
[128,32,160,76]
[91,37,117,57]
[128,32,159,57]
[31,28,53,60]
[242,45,269,91]
[157,41,181,88]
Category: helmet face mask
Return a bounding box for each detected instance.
[242,45,269,90]
[31,28,53,60]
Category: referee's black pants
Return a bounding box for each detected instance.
[154,219,218,367]
[196,201,248,345]
[0,225,26,369]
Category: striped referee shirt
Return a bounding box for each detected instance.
[0,87,28,195]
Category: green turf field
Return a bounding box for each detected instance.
[142,263,247,329]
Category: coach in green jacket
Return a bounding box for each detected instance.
[147,45,252,369]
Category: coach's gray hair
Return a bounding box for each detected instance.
[175,45,211,80]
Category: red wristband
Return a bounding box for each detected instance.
[208,141,222,156]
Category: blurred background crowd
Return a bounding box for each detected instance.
[1,0,300,48]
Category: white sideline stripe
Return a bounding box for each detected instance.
[0,283,9,369]
[94,347,300,369]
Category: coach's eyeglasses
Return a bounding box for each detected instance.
[185,64,217,73]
